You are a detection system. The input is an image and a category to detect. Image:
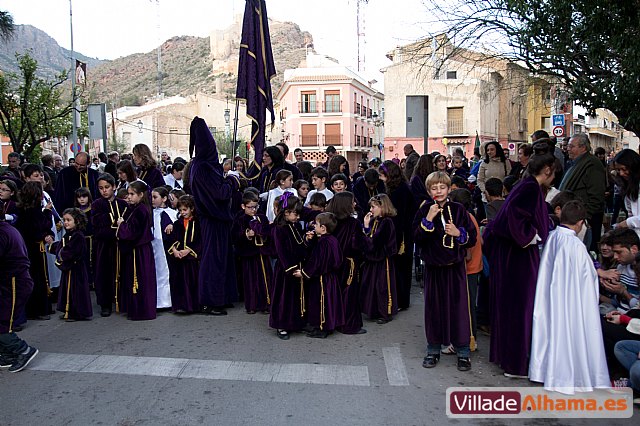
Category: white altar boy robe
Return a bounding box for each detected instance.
[529,226,610,394]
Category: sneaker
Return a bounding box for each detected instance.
[8,346,38,373]
[422,354,440,368]
[0,354,16,368]
[457,357,471,371]
[503,372,528,379]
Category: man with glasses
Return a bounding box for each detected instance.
[559,133,606,251]
[53,152,100,211]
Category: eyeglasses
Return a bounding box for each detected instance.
[245,205,258,210]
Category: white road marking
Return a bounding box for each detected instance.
[29,352,371,386]
[382,347,410,386]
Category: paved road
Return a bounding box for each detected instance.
[1,285,637,425]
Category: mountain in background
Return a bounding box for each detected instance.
[0,24,102,79]
[0,21,314,109]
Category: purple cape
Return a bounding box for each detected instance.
[484,176,550,376]
[189,117,240,307]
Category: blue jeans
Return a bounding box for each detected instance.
[614,340,640,392]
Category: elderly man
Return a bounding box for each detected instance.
[559,133,606,250]
[403,144,420,180]
[53,152,100,211]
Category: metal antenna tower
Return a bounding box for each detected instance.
[356,0,368,72]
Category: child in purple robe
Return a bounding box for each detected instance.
[0,215,39,373]
[116,181,157,320]
[232,191,272,314]
[414,172,477,372]
[167,195,201,314]
[49,208,92,321]
[269,193,308,340]
[91,174,127,316]
[0,179,19,225]
[16,182,55,320]
[326,192,368,334]
[294,212,344,338]
[360,194,398,324]
[75,187,95,288]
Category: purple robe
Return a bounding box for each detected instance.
[16,206,54,318]
[0,222,33,333]
[188,117,240,308]
[409,175,432,206]
[413,200,477,348]
[79,207,94,286]
[53,166,100,212]
[117,203,157,320]
[333,217,368,334]
[92,197,127,311]
[168,218,201,313]
[50,229,92,320]
[360,217,398,320]
[484,175,550,376]
[137,166,166,190]
[301,234,344,331]
[269,223,308,331]
[232,213,273,312]
[387,183,418,310]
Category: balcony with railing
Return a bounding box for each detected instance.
[324,134,343,146]
[355,135,361,147]
[446,118,465,135]
[298,101,319,114]
[323,100,342,113]
[354,103,361,116]
[301,134,318,146]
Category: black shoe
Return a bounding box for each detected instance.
[422,354,440,368]
[8,346,38,373]
[34,315,50,321]
[376,317,391,324]
[276,329,289,340]
[0,354,16,368]
[355,328,367,334]
[100,308,112,317]
[12,324,23,332]
[209,308,228,316]
[457,357,471,372]
[307,329,328,339]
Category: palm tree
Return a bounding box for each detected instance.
[0,11,15,42]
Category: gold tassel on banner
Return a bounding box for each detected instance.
[132,249,139,294]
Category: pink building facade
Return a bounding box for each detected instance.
[275,60,384,169]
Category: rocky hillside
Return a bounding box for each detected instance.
[0,20,314,109]
[87,19,313,107]
[0,24,102,80]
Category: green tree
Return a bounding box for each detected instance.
[0,11,14,42]
[0,52,73,157]
[423,0,640,138]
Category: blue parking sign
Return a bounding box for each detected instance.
[552,114,565,127]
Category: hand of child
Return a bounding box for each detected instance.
[173,250,182,259]
[164,224,173,234]
[179,249,190,258]
[305,231,315,241]
[426,203,441,222]
[444,220,460,237]
[44,201,53,210]
[116,217,124,225]
[606,311,621,324]
[292,270,302,278]
[480,218,488,225]
[44,235,54,245]
[246,229,255,238]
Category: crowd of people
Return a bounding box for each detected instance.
[0,120,638,401]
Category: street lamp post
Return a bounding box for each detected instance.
[372,111,384,160]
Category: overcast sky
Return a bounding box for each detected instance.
[1,0,431,87]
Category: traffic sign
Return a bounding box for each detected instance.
[552,114,565,127]
[70,142,83,153]
[552,126,565,138]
